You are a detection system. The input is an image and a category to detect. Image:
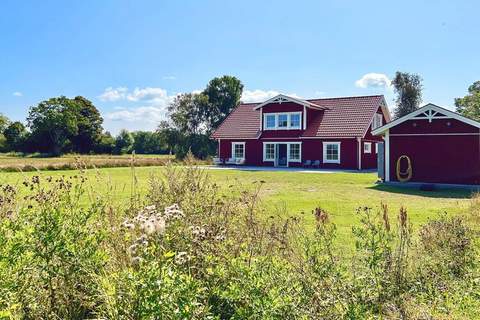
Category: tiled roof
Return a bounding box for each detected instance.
[211,95,385,139]
[302,95,385,138]
[211,103,261,139]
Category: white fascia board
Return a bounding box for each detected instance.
[372,103,480,136]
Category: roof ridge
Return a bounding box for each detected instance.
[239,95,384,105]
[307,94,384,101]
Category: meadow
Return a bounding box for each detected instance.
[0,153,175,172]
[0,165,472,244]
[1,163,478,319]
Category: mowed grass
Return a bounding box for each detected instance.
[0,165,473,249]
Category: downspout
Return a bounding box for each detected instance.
[357,137,362,170]
[385,130,390,182]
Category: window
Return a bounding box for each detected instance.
[375,143,378,154]
[232,142,245,160]
[264,143,275,161]
[372,113,383,130]
[290,113,301,129]
[278,114,288,128]
[289,143,301,161]
[263,112,302,130]
[265,114,276,129]
[364,142,372,154]
[323,142,340,164]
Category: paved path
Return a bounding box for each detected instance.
[199,165,376,174]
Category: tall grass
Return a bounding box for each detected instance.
[0,163,479,319]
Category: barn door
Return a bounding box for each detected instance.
[377,142,385,180]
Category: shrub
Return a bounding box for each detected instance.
[0,175,107,319]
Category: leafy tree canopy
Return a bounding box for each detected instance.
[70,96,104,153]
[26,96,103,155]
[392,72,423,119]
[115,129,134,154]
[455,81,480,121]
[203,75,243,130]
[0,113,10,133]
[27,96,79,155]
[168,93,209,135]
[4,121,27,151]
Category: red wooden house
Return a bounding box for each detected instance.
[372,103,480,185]
[211,94,390,170]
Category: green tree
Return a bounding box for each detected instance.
[168,93,209,135]
[70,96,104,153]
[391,72,423,119]
[455,81,480,121]
[132,131,166,154]
[203,75,243,130]
[3,121,27,152]
[115,129,134,154]
[157,121,181,155]
[0,113,10,133]
[94,132,116,154]
[27,96,79,155]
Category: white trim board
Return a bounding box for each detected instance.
[372,103,480,136]
[253,94,328,111]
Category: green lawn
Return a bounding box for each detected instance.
[0,165,473,248]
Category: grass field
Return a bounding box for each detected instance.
[0,153,174,171]
[0,165,473,248]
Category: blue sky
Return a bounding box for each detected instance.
[1,0,479,134]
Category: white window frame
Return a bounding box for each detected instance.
[322,142,341,164]
[364,142,372,154]
[288,143,302,162]
[231,142,245,160]
[263,112,302,130]
[262,142,302,165]
[263,143,276,161]
[372,113,383,130]
[375,142,378,154]
[264,114,276,129]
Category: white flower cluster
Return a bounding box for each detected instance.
[121,204,184,264]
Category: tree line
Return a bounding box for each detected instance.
[1,73,479,157]
[0,75,243,158]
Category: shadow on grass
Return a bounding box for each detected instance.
[367,183,474,199]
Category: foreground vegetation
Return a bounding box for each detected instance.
[0,164,479,319]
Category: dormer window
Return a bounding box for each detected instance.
[290,113,301,128]
[278,114,288,128]
[263,112,302,130]
[265,114,276,129]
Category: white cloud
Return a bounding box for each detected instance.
[162,75,176,80]
[241,89,280,102]
[102,86,178,134]
[99,87,128,101]
[105,106,166,123]
[126,87,171,103]
[13,91,22,97]
[355,73,392,89]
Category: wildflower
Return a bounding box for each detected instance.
[174,252,189,265]
[131,256,143,265]
[128,243,138,255]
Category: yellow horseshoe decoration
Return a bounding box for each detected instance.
[396,155,412,182]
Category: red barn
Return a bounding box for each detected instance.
[372,103,480,185]
[211,94,390,170]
